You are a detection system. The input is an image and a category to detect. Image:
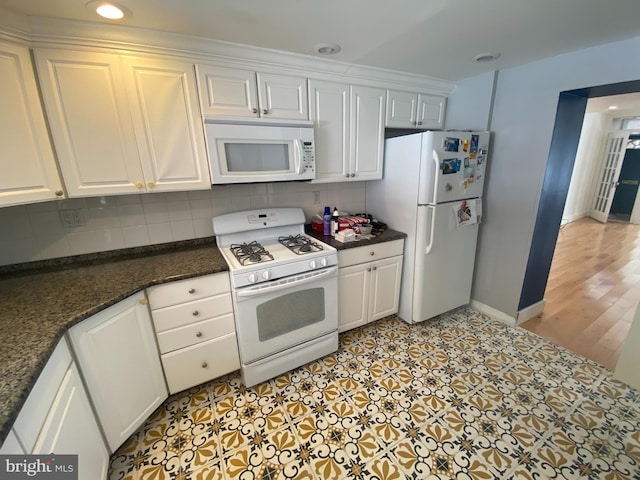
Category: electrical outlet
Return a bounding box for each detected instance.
[313,191,320,205]
[59,209,86,227]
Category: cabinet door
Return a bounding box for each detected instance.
[0,42,64,207]
[196,64,259,118]
[338,263,369,332]
[34,49,145,197]
[385,90,417,128]
[369,255,403,321]
[257,72,309,120]
[417,94,446,129]
[350,85,385,181]
[32,364,109,479]
[309,79,350,183]
[123,57,210,192]
[0,430,24,454]
[68,292,167,452]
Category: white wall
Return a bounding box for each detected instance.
[462,35,640,319]
[562,112,611,223]
[445,71,496,131]
[0,182,365,266]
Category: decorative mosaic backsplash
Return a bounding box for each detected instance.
[109,309,640,480]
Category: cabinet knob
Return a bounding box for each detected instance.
[201,362,208,368]
[188,288,196,294]
[135,182,143,190]
[345,174,350,178]
[373,266,378,271]
[196,331,203,337]
[55,190,64,197]
[147,182,155,189]
[367,268,371,272]
[252,108,258,114]
[262,109,268,115]
[417,121,423,126]
[192,310,199,316]
[370,251,375,256]
[351,173,356,177]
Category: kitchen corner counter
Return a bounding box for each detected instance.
[0,238,227,446]
[305,225,407,250]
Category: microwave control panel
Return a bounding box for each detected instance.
[302,141,315,173]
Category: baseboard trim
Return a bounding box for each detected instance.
[469,300,517,325]
[516,300,546,324]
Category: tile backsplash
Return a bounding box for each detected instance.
[0,182,367,266]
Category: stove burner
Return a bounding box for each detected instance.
[278,235,324,255]
[230,241,274,265]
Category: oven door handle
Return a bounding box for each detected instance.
[236,266,337,298]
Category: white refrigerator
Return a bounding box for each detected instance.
[366,130,490,323]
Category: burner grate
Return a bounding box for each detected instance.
[278,235,324,255]
[230,241,274,265]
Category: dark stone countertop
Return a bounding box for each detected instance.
[0,238,228,446]
[305,225,407,250]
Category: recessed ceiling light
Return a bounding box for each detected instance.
[473,52,500,63]
[608,105,619,110]
[86,1,131,20]
[314,43,341,55]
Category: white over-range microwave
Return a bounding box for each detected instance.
[204,119,316,184]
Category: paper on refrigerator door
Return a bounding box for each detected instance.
[453,199,480,228]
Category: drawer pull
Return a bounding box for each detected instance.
[192,310,199,316]
[196,331,203,338]
[188,288,196,294]
[370,251,375,256]
[201,362,208,368]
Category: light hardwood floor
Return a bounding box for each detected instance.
[520,216,640,370]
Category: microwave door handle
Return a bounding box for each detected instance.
[293,139,303,174]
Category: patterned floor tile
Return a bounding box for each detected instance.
[109,309,640,480]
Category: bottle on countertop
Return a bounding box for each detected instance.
[323,206,331,236]
[331,207,340,237]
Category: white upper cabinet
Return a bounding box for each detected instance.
[197,64,308,120]
[122,56,210,192]
[310,80,385,183]
[0,41,65,207]
[386,90,446,129]
[34,49,210,197]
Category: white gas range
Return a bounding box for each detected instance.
[213,208,338,387]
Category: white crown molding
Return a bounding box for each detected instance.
[1,14,453,95]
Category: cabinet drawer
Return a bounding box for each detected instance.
[147,273,230,310]
[156,313,235,354]
[338,239,404,268]
[161,333,240,394]
[151,293,232,332]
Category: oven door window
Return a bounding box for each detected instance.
[256,287,325,341]
[224,142,292,173]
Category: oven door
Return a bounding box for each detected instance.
[233,266,338,364]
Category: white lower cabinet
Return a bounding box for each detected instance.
[147,272,240,394]
[68,291,168,452]
[338,240,404,332]
[6,338,109,478]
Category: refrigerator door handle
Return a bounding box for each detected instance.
[425,205,436,255]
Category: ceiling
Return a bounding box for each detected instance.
[2,0,640,82]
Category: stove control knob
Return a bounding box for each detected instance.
[309,260,317,269]
[262,270,272,280]
[248,273,258,283]
[320,257,328,267]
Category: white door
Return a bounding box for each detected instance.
[350,85,385,181]
[309,79,350,183]
[385,90,417,128]
[123,57,210,192]
[32,364,109,479]
[195,64,259,118]
[590,131,630,223]
[417,94,446,129]
[34,49,145,197]
[68,292,167,452]
[257,72,309,120]
[413,204,479,323]
[369,256,403,321]
[0,41,64,207]
[338,263,369,332]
